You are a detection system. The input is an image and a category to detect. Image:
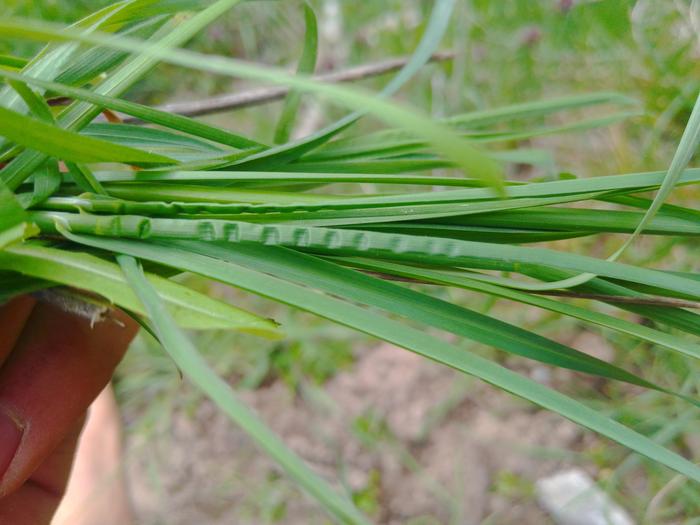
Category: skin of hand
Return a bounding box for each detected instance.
[0,295,138,524]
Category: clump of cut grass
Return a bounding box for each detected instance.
[1,1,699,522]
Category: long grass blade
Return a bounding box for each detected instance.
[0,2,504,191]
[34,212,700,300]
[0,106,177,165]
[272,2,318,144]
[117,254,371,525]
[59,231,700,483]
[0,242,281,336]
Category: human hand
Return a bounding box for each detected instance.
[0,295,137,524]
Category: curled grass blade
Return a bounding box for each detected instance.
[33,212,700,301]
[500,91,700,292]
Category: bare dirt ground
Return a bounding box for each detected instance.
[123,342,599,524]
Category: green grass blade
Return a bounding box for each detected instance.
[90,184,347,204]
[273,2,318,144]
[502,91,700,292]
[187,192,608,227]
[0,68,264,150]
[64,162,108,195]
[184,242,675,389]
[361,223,591,244]
[83,124,224,153]
[0,242,280,337]
[34,212,700,300]
[4,80,63,207]
[1,0,245,189]
[82,191,605,227]
[55,0,245,132]
[0,54,28,69]
[7,79,55,123]
[26,159,61,207]
[0,1,124,116]
[336,257,700,361]
[90,168,699,211]
[232,0,458,170]
[444,207,700,236]
[622,91,700,244]
[4,77,55,205]
[0,178,36,246]
[116,254,371,525]
[0,2,504,191]
[0,106,177,165]
[59,232,700,483]
[475,263,700,339]
[0,181,24,221]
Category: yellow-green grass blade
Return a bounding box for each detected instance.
[0,178,38,247]
[0,242,281,337]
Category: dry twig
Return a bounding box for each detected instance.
[120,51,455,121]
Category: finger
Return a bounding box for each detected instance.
[52,387,135,525]
[0,296,35,364]
[25,415,86,502]
[0,421,83,525]
[0,302,138,497]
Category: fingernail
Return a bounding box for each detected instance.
[0,410,22,479]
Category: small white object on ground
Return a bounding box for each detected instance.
[536,469,635,525]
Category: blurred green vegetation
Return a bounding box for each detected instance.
[4,0,700,523]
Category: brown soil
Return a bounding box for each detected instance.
[124,343,595,524]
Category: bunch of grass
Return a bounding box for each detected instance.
[0,1,699,522]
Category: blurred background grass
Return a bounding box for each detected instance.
[3,1,700,523]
